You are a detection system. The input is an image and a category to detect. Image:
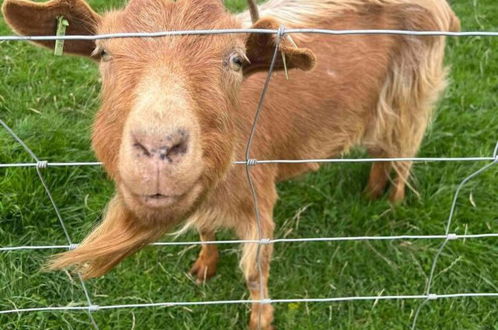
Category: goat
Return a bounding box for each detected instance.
[2,0,459,328]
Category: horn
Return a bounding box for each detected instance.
[247,0,259,23]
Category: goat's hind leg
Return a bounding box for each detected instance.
[363,150,415,203]
[364,149,391,200]
[364,154,416,204]
[364,161,391,200]
[389,159,417,204]
[387,113,429,204]
[190,230,219,284]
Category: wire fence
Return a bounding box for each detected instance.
[1,24,498,330]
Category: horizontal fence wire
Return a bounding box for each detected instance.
[1,28,498,42]
[2,292,498,315]
[1,25,497,329]
[0,156,497,169]
[2,233,498,252]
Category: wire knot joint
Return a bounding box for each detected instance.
[277,25,286,39]
[259,298,272,305]
[427,294,438,300]
[446,233,458,240]
[36,160,48,169]
[259,238,272,245]
[88,305,100,312]
[246,159,258,166]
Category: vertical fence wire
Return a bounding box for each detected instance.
[411,142,498,329]
[244,25,285,329]
[0,118,99,329]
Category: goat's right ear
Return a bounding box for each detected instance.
[2,0,101,57]
[243,17,316,76]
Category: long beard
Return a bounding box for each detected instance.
[46,195,168,279]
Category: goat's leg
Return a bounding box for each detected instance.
[365,139,421,203]
[388,129,426,203]
[389,160,415,203]
[238,215,275,330]
[190,230,219,284]
[364,161,391,200]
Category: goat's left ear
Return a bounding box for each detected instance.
[243,17,316,76]
[2,0,100,57]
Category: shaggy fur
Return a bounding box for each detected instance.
[2,0,459,328]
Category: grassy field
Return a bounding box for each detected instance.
[1,0,497,329]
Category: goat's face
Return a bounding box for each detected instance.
[3,0,316,226]
[93,0,245,223]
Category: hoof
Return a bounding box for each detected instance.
[363,184,387,201]
[189,257,217,284]
[388,187,405,204]
[248,303,274,330]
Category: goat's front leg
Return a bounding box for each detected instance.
[190,230,219,284]
[238,215,275,330]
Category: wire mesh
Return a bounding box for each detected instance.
[1,24,498,329]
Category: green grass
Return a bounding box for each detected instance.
[1,0,498,329]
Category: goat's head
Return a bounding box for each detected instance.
[2,0,315,227]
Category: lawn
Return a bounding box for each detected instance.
[1,0,497,329]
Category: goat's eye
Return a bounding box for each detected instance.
[100,49,111,62]
[93,47,112,62]
[229,53,245,71]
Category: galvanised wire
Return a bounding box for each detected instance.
[1,25,498,328]
[0,156,496,169]
[0,119,100,329]
[2,292,498,315]
[411,147,498,329]
[1,28,498,42]
[2,233,498,252]
[243,24,286,329]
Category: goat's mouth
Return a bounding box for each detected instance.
[118,177,204,216]
[147,193,172,199]
[137,193,182,208]
[126,178,202,209]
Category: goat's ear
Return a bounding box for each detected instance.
[243,17,316,76]
[1,0,101,57]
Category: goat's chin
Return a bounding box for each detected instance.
[118,180,205,224]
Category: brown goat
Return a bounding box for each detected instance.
[2,0,459,328]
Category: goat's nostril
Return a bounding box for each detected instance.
[169,141,188,157]
[133,142,151,157]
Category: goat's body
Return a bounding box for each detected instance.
[186,0,459,232]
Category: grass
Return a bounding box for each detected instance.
[1,0,497,329]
